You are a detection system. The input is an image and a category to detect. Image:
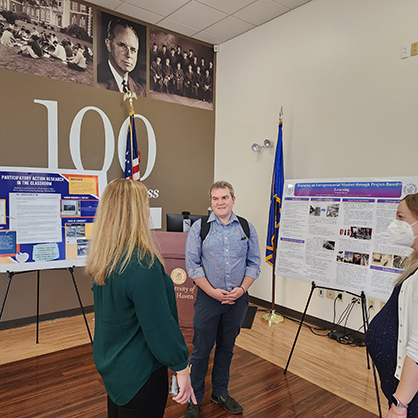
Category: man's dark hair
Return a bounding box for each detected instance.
[106,18,138,41]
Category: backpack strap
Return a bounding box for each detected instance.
[200,215,250,242]
[237,216,250,239]
[200,216,210,242]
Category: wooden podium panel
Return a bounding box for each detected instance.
[154,232,196,333]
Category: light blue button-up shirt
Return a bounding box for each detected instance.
[185,212,261,291]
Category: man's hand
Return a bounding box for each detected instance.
[210,288,234,304]
[228,286,245,301]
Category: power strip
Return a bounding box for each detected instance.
[328,330,347,342]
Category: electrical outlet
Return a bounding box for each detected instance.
[318,289,324,298]
[326,290,336,300]
[369,298,375,309]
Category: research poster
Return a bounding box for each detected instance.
[0,168,106,273]
[276,177,418,300]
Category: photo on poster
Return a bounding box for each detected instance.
[65,223,85,240]
[337,250,369,266]
[371,252,393,268]
[0,230,16,256]
[309,202,339,217]
[322,240,335,250]
[96,11,146,96]
[0,1,93,85]
[149,28,214,110]
[77,238,88,257]
[61,200,81,217]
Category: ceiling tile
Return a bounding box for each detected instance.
[157,18,201,37]
[115,2,164,24]
[192,31,227,45]
[234,0,289,26]
[196,0,256,15]
[205,16,255,40]
[169,1,228,30]
[123,0,191,17]
[272,0,311,9]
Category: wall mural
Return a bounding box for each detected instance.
[150,28,214,110]
[0,0,93,86]
[96,11,146,96]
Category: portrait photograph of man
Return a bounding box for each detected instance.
[96,12,146,96]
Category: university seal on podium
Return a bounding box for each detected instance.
[171,267,187,285]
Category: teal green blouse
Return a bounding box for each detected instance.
[92,252,188,405]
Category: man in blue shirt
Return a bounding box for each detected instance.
[185,181,261,418]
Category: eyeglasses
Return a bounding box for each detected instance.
[111,40,137,55]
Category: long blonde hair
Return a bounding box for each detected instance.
[85,178,163,285]
[396,193,418,285]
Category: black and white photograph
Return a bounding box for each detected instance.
[149,28,214,110]
[309,205,321,216]
[96,12,146,96]
[326,203,339,217]
[0,0,93,85]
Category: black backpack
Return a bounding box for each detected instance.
[199,215,250,242]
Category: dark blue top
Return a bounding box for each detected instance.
[366,283,418,416]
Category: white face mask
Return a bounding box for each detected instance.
[387,219,418,247]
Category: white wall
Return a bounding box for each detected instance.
[215,0,418,329]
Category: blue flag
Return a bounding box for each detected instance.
[124,104,140,181]
[266,120,284,267]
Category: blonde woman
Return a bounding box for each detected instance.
[367,193,418,418]
[86,179,196,418]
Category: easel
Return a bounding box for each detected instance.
[0,266,93,344]
[283,281,382,418]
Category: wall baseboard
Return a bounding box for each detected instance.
[0,305,94,331]
[249,296,366,343]
[1,298,366,344]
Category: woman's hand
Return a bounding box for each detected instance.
[386,404,407,417]
[172,367,197,405]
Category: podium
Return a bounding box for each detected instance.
[154,232,196,342]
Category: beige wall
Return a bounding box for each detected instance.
[215,0,418,328]
[0,9,215,323]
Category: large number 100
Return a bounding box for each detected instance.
[35,99,157,180]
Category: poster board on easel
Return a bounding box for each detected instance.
[0,167,107,273]
[276,176,418,300]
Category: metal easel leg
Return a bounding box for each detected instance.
[284,281,316,374]
[0,271,14,321]
[68,267,93,344]
[36,270,40,343]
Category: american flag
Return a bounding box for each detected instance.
[124,104,140,181]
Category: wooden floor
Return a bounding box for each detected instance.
[0,307,384,417]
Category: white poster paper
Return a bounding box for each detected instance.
[276,177,418,299]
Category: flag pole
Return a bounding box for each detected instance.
[123,91,141,181]
[261,107,285,325]
[123,91,138,175]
